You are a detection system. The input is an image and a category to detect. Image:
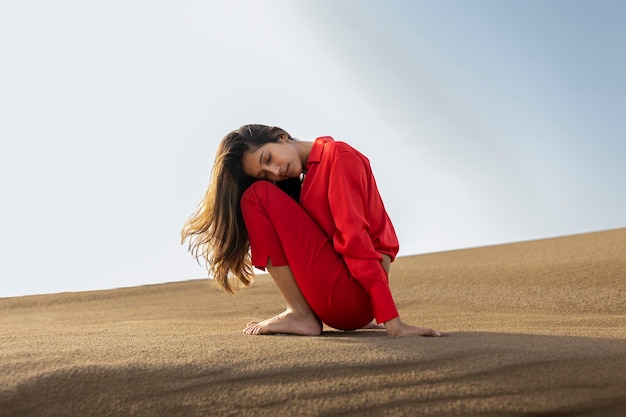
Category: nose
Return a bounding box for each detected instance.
[272,165,280,176]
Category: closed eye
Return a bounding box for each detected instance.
[260,154,271,179]
[257,151,269,179]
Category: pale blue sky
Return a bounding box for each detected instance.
[1,1,624,297]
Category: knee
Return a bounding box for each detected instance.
[240,180,278,208]
[246,180,276,194]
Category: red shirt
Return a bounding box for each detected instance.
[300,137,400,323]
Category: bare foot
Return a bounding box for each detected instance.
[361,320,385,330]
[243,309,322,336]
[384,317,447,337]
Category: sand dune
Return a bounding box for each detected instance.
[1,228,625,416]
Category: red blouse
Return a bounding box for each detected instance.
[300,136,400,323]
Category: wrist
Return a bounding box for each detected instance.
[380,253,391,274]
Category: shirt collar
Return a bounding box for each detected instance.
[306,136,334,169]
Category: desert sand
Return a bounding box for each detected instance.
[1,228,625,416]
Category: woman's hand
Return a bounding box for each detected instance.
[378,255,445,337]
[381,253,391,275]
[384,317,446,337]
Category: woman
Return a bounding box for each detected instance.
[181,124,445,337]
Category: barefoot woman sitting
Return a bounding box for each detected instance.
[182,124,445,337]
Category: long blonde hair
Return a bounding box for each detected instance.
[181,124,299,293]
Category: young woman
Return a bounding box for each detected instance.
[182,124,445,337]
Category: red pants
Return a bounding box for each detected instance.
[240,181,374,330]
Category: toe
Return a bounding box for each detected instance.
[243,323,256,335]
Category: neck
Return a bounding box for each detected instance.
[296,141,315,169]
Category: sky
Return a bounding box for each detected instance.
[1,0,624,297]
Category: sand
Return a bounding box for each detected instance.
[1,228,625,417]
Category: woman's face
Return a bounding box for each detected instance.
[241,136,303,182]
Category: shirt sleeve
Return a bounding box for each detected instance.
[327,151,399,324]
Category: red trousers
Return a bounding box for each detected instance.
[240,181,374,330]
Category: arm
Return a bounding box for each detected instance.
[328,151,446,337]
[327,151,399,324]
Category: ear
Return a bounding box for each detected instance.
[278,134,289,143]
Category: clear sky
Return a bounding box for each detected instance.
[1,0,624,297]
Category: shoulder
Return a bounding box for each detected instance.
[321,138,369,161]
[334,141,371,168]
[322,142,372,177]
